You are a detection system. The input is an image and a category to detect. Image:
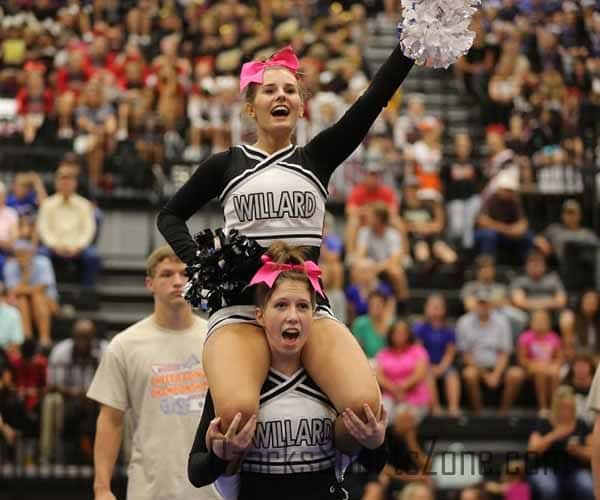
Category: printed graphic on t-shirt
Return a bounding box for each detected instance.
[150,354,208,416]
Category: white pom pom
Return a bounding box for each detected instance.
[398,0,481,69]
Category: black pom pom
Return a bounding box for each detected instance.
[184,229,263,312]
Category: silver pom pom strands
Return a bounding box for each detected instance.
[184,229,263,312]
[397,0,481,69]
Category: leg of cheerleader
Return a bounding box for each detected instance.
[203,323,270,428]
[302,318,380,453]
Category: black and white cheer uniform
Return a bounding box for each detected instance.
[157,46,414,336]
[188,368,387,500]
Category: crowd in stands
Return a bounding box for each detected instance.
[0,1,599,500]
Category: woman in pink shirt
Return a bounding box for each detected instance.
[375,320,431,464]
[518,309,563,415]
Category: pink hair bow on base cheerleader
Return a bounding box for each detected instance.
[239,46,300,92]
[249,255,324,297]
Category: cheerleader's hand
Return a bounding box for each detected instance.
[208,413,257,462]
[342,404,388,450]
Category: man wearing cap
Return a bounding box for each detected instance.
[475,168,532,263]
[37,165,100,288]
[456,288,525,415]
[534,199,599,263]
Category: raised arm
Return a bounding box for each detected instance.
[305,45,414,177]
[157,151,230,265]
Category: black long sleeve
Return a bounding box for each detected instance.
[157,150,231,265]
[357,441,389,475]
[188,391,230,488]
[305,45,414,181]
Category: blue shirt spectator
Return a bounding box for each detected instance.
[413,321,456,365]
[3,250,58,303]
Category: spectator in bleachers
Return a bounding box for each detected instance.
[393,93,428,149]
[8,338,47,441]
[407,117,443,196]
[41,319,106,465]
[456,13,495,101]
[55,44,95,139]
[400,178,457,267]
[354,202,410,307]
[0,181,18,277]
[0,357,26,461]
[345,162,399,255]
[509,251,569,331]
[488,55,522,127]
[534,199,599,264]
[461,255,528,340]
[375,320,431,465]
[15,62,53,144]
[483,124,515,179]
[517,309,563,415]
[565,353,595,427]
[457,288,525,415]
[475,168,532,263]
[351,289,394,359]
[3,240,58,348]
[345,257,394,324]
[413,294,460,417]
[74,76,117,186]
[528,385,593,500]
[0,282,24,353]
[441,132,483,249]
[37,165,100,288]
[6,172,47,217]
[563,290,600,362]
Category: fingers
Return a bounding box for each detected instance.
[224,412,242,440]
[364,404,377,424]
[342,411,363,439]
[237,415,257,447]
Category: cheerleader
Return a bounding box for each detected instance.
[157,41,413,450]
[188,242,387,499]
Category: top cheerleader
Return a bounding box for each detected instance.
[157,42,414,447]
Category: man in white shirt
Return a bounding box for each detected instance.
[36,165,100,287]
[87,245,220,500]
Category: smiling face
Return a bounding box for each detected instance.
[245,67,304,142]
[256,278,314,359]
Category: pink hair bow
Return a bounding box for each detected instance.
[249,254,324,297]
[239,46,299,92]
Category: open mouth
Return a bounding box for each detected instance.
[271,105,290,117]
[282,328,300,340]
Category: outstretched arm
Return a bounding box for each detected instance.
[157,151,230,265]
[305,45,414,178]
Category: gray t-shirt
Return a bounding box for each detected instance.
[509,272,565,300]
[460,281,509,304]
[357,226,402,262]
[456,311,513,369]
[543,223,599,260]
[87,315,220,500]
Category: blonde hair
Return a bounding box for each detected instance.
[550,385,576,425]
[399,482,433,500]
[146,245,180,277]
